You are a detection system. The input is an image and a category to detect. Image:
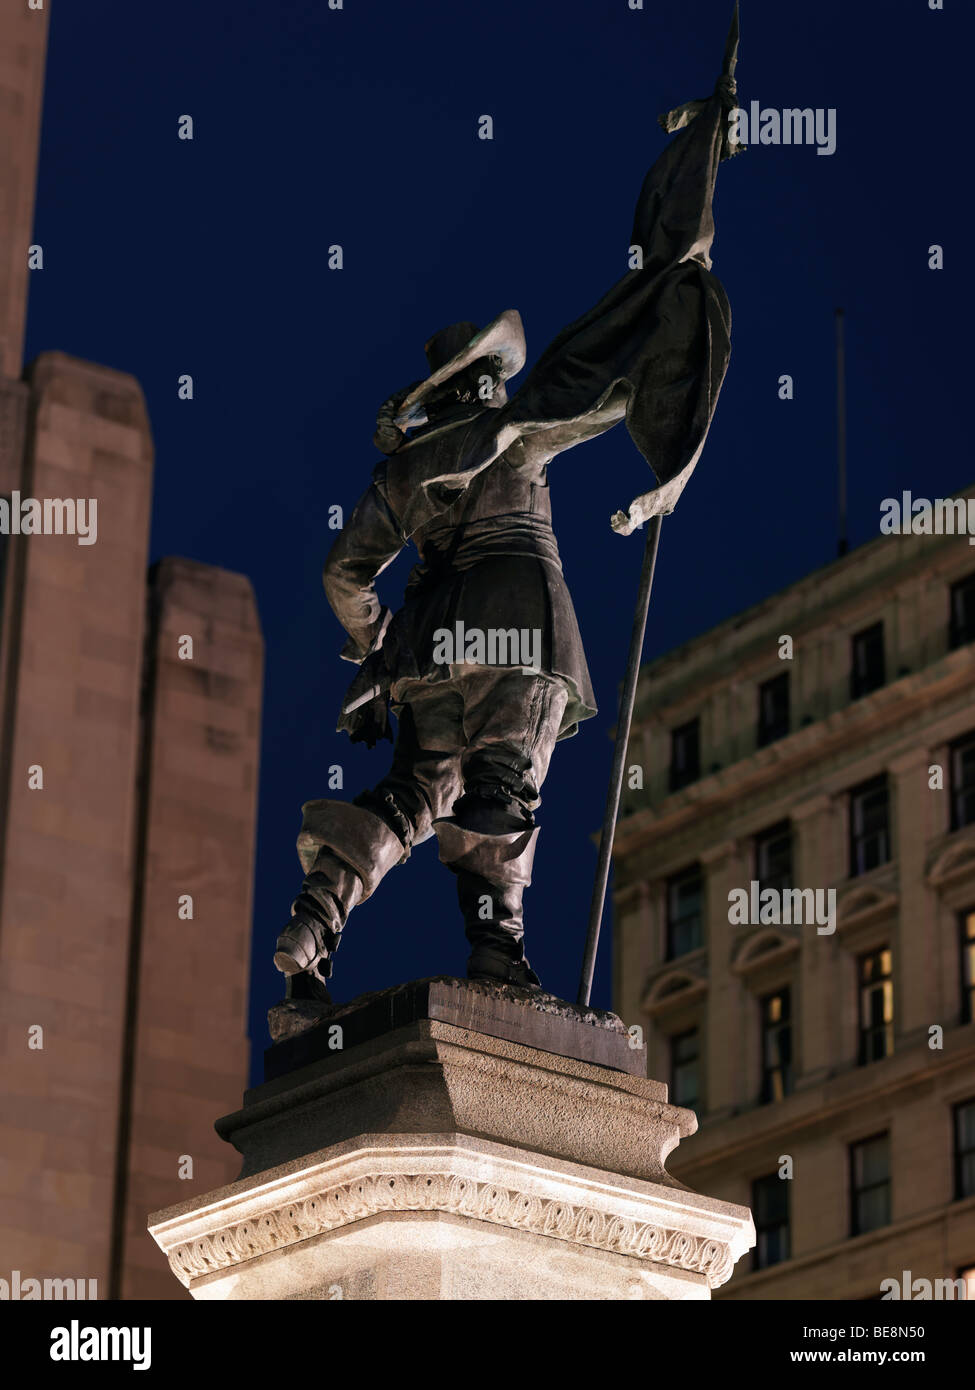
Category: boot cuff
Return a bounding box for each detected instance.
[433,819,539,886]
[297,799,406,894]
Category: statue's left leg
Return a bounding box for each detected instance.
[433,670,568,990]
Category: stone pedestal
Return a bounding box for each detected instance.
[149,978,754,1300]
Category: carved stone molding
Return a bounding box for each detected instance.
[642,964,709,1017]
[834,879,899,941]
[927,827,975,889]
[163,1167,737,1291]
[731,928,801,982]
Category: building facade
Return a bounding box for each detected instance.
[613,503,975,1299]
[0,0,263,1299]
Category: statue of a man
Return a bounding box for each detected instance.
[274,37,740,1002]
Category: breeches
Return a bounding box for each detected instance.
[357,668,568,846]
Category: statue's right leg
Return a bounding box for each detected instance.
[275,698,462,998]
[273,801,407,997]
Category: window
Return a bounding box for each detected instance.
[850,622,885,700]
[850,1133,891,1236]
[849,775,890,877]
[666,866,703,959]
[955,1100,975,1201]
[669,718,700,792]
[961,910,975,1026]
[760,988,793,1103]
[757,673,790,748]
[858,949,894,1064]
[949,572,975,649]
[671,1029,700,1111]
[754,821,792,894]
[752,1173,790,1270]
[950,732,975,832]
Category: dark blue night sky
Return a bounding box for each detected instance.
[24,0,970,1079]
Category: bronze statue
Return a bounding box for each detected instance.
[274,12,741,1002]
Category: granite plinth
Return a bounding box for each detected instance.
[266,975,645,1081]
[148,983,755,1299]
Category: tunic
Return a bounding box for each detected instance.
[324,421,602,742]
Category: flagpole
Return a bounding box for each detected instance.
[577,514,663,1007]
[576,0,739,1007]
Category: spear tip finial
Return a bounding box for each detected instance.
[723,0,741,80]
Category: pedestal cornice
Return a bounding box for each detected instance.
[150,1135,753,1295]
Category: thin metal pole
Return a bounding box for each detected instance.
[836,307,848,558]
[578,514,663,1007]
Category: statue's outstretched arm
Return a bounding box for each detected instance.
[512,382,631,469]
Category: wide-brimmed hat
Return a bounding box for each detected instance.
[393,309,526,430]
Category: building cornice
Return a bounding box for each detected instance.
[631,501,975,704]
[669,1026,975,1177]
[719,1192,975,1300]
[615,647,975,862]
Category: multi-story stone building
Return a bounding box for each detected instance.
[0,0,263,1299]
[613,497,975,1299]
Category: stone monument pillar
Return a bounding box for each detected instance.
[0,0,49,382]
[149,979,753,1300]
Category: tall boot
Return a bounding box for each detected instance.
[434,818,542,990]
[275,800,406,997]
[273,848,362,999]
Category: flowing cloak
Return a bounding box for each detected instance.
[498,80,736,535]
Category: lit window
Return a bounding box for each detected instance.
[858,949,894,1064]
[760,988,793,1103]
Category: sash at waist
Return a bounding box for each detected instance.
[417,513,563,575]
